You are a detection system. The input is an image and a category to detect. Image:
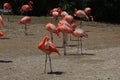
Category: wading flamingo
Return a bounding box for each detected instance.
[20,1,33,15]
[19,16,31,35]
[74,8,89,28]
[72,28,88,54]
[84,7,94,21]
[38,35,60,73]
[45,22,56,43]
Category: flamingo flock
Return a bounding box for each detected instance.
[0,1,94,74]
[38,7,93,72]
[45,7,93,55]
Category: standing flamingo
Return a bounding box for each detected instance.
[84,7,94,21]
[63,15,77,41]
[74,8,89,28]
[74,8,89,20]
[45,22,56,43]
[56,20,73,55]
[72,28,88,54]
[19,16,31,35]
[20,1,33,15]
[38,35,60,73]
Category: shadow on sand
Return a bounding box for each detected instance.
[56,44,78,48]
[66,53,95,56]
[47,71,65,75]
[0,37,10,40]
[25,33,34,36]
[0,60,13,63]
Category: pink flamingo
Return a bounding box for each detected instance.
[20,1,33,15]
[74,8,89,20]
[19,16,31,35]
[56,20,73,55]
[3,2,12,11]
[38,35,60,73]
[50,7,62,23]
[84,7,94,21]
[45,22,56,43]
[63,15,77,41]
[72,28,88,54]
[74,8,89,28]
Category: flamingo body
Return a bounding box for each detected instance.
[46,23,56,33]
[20,1,33,13]
[20,5,32,12]
[63,15,74,24]
[3,3,12,10]
[19,16,31,24]
[38,35,60,56]
[51,11,59,19]
[56,23,73,37]
[61,11,68,18]
[72,28,88,38]
[74,8,89,20]
[84,7,91,15]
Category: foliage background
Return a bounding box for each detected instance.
[0,0,120,23]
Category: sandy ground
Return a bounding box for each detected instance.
[0,15,120,80]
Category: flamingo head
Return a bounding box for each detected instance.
[29,1,33,5]
[44,35,50,41]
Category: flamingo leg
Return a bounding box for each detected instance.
[44,54,47,73]
[79,20,82,28]
[7,10,10,22]
[48,55,53,73]
[55,18,58,25]
[70,34,73,41]
[63,34,66,55]
[50,32,53,43]
[25,24,27,35]
[80,38,83,54]
[77,38,80,54]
